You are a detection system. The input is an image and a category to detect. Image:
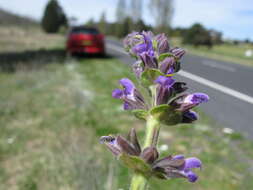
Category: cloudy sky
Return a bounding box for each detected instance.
[1,0,253,40]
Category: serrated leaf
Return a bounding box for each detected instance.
[119,153,152,178]
[149,104,182,126]
[140,68,164,87]
[132,109,148,120]
[158,53,174,62]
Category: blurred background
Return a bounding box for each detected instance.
[0,0,253,189]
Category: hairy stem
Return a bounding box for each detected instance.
[129,116,160,190]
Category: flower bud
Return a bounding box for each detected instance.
[140,146,159,164]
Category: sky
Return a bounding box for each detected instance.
[0,0,253,40]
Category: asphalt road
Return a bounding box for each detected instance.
[106,39,253,139]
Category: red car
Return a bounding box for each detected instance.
[66,26,105,55]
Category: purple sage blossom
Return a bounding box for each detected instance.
[171,92,209,112]
[182,110,199,123]
[140,50,158,69]
[101,129,202,183]
[155,76,175,105]
[159,57,176,75]
[170,47,186,59]
[154,33,170,55]
[124,31,154,56]
[112,78,146,110]
[152,154,202,183]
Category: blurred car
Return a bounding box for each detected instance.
[66,26,105,55]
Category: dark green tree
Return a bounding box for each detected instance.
[41,0,67,33]
[98,11,107,34]
[183,23,213,48]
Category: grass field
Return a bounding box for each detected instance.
[1,27,253,190]
[1,56,253,190]
[171,37,253,66]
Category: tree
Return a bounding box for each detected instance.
[86,18,95,27]
[131,0,142,23]
[98,11,107,34]
[210,30,223,45]
[183,23,213,48]
[116,0,127,23]
[149,0,174,31]
[41,0,67,33]
[115,17,134,38]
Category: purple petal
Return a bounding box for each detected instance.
[112,89,123,99]
[155,76,175,88]
[182,111,198,123]
[119,78,135,95]
[123,102,132,110]
[132,43,148,55]
[184,93,209,104]
[184,157,202,170]
[185,170,198,182]
[140,51,157,68]
[173,155,185,160]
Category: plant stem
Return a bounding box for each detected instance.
[129,116,160,190]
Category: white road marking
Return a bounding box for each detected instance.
[202,60,236,72]
[106,43,253,105]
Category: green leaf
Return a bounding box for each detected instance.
[140,68,164,87]
[158,53,174,62]
[119,153,152,178]
[149,104,182,126]
[132,109,148,120]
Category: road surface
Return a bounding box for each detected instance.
[106,39,253,139]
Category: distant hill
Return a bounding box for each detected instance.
[0,8,38,26]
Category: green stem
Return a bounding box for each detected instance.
[129,116,160,190]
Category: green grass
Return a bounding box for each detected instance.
[1,56,253,190]
[171,37,253,66]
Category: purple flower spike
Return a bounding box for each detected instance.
[112,78,146,110]
[155,76,175,105]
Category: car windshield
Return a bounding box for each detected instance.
[71,28,99,35]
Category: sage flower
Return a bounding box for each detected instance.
[124,31,153,56]
[154,76,175,105]
[154,33,170,55]
[112,78,146,110]
[152,154,202,182]
[171,93,209,112]
[100,128,202,183]
[124,31,185,77]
